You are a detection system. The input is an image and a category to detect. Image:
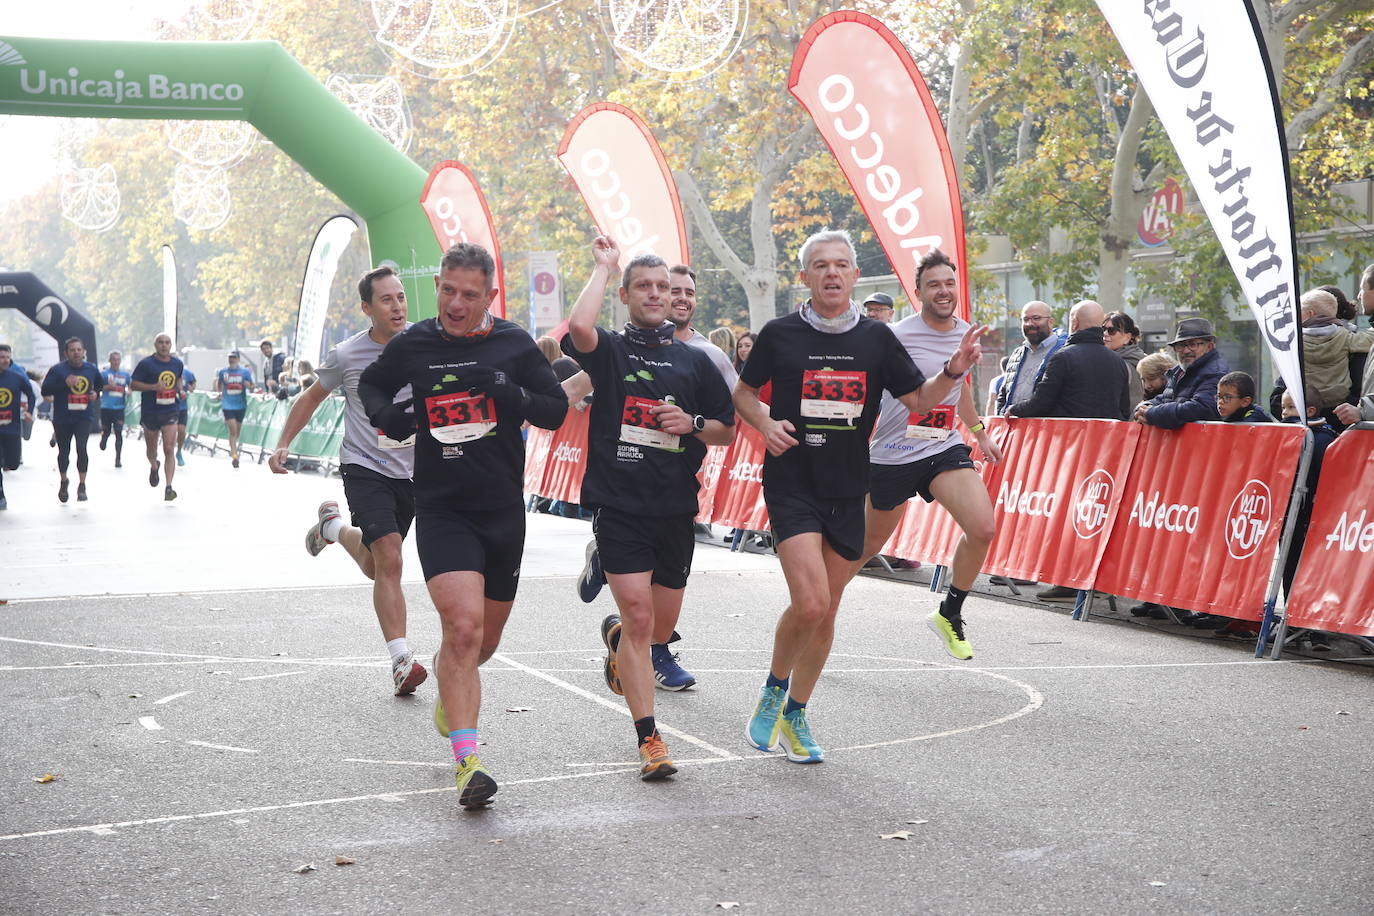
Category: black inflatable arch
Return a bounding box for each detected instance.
[0,272,98,361]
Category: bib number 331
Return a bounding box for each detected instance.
[800,370,866,421]
[426,392,497,444]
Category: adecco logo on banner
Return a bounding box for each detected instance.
[1225,479,1272,559]
[728,460,763,484]
[1071,469,1115,539]
[552,443,582,463]
[1324,509,1374,553]
[996,479,1057,518]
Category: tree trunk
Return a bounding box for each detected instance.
[1099,84,1156,312]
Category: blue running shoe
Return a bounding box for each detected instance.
[746,685,785,752]
[651,643,696,691]
[577,540,604,603]
[777,707,824,763]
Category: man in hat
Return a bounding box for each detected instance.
[1132,317,1229,428]
[863,291,896,323]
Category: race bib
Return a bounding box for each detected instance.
[620,396,681,451]
[68,393,90,411]
[425,392,497,444]
[0,408,11,426]
[108,383,125,395]
[800,370,866,421]
[905,404,956,440]
[155,390,177,406]
[226,382,243,395]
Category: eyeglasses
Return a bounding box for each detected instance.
[1101,326,1122,335]
[1174,339,1210,351]
[1216,394,1243,402]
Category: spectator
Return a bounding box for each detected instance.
[1278,384,1336,608]
[863,291,895,323]
[1136,351,1176,399]
[984,356,1010,416]
[536,335,561,365]
[259,339,285,394]
[733,332,755,374]
[708,326,736,365]
[1293,288,1374,427]
[996,300,1065,413]
[1132,318,1228,428]
[1103,311,1146,406]
[1007,300,1131,421]
[1216,371,1273,423]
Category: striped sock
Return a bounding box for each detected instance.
[450,728,478,762]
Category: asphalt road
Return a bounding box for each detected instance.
[2,426,1371,915]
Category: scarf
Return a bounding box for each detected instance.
[799,299,860,334]
[623,321,675,348]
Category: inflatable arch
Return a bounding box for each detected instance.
[0,272,98,361]
[0,36,439,318]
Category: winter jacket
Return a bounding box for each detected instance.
[1143,347,1229,429]
[1300,317,1374,408]
[1222,404,1274,424]
[996,328,1067,413]
[1113,342,1146,407]
[1008,328,1132,420]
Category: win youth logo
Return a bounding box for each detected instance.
[1071,469,1115,540]
[1225,479,1272,560]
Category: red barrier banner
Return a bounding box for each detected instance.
[982,419,1140,588]
[789,11,968,320]
[538,405,590,503]
[882,418,1006,564]
[696,444,729,523]
[711,423,769,531]
[557,103,689,268]
[523,424,554,495]
[1284,428,1374,636]
[1094,423,1305,619]
[419,160,506,318]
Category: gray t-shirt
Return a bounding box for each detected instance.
[870,313,969,465]
[315,328,414,479]
[684,328,740,390]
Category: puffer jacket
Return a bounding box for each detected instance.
[1144,347,1229,428]
[1301,318,1374,408]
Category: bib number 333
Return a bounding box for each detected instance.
[800,370,866,421]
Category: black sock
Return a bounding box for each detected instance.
[634,716,657,746]
[783,697,806,716]
[942,586,969,621]
[765,672,789,693]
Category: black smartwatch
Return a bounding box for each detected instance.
[692,414,707,433]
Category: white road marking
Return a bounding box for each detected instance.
[137,716,162,731]
[490,651,738,760]
[238,671,305,681]
[343,758,447,769]
[0,636,237,660]
[186,741,259,754]
[154,691,192,705]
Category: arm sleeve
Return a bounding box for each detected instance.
[560,327,615,384]
[1146,373,1221,429]
[40,368,60,398]
[739,323,776,390]
[881,327,924,399]
[1008,350,1066,418]
[696,352,736,424]
[517,344,569,431]
[358,336,409,425]
[313,344,343,392]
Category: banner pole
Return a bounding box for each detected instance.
[1257,429,1313,659]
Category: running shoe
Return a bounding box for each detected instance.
[305,500,341,557]
[926,609,973,660]
[746,684,786,752]
[454,756,498,809]
[392,653,428,696]
[58,479,68,503]
[232,454,240,469]
[176,450,185,467]
[651,643,696,691]
[433,696,449,737]
[777,707,824,763]
[600,614,623,696]
[76,483,87,502]
[638,734,677,780]
[577,540,605,603]
[99,431,108,450]
[149,461,159,488]
[164,485,177,501]
[114,459,122,468]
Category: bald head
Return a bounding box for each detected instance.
[1069,300,1105,333]
[1020,300,1053,346]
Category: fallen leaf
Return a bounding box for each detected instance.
[488,839,505,845]
[880,830,914,840]
[1149,881,1167,887]
[334,855,356,866]
[1336,711,1350,716]
[505,707,533,713]
[32,773,57,784]
[1298,726,1310,730]
[128,694,142,699]
[715,904,740,910]
[905,819,929,825]
[292,863,316,874]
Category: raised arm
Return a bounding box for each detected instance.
[567,235,621,355]
[896,323,988,416]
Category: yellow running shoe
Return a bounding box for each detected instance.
[926,609,973,660]
[433,696,449,737]
[638,734,677,781]
[454,755,497,809]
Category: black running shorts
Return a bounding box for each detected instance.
[222,408,245,422]
[340,462,415,548]
[177,407,189,425]
[593,507,695,590]
[416,502,525,601]
[100,408,124,431]
[868,444,977,511]
[764,487,866,561]
[141,408,178,430]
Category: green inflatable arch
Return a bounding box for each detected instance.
[0,35,438,318]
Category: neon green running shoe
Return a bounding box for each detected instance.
[745,684,786,752]
[777,707,824,763]
[454,755,497,809]
[926,609,973,660]
[434,696,449,737]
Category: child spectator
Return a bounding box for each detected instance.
[1216,371,1273,423]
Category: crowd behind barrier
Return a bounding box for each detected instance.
[123,390,347,467]
[522,412,1371,649]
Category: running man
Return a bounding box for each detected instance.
[175,362,196,466]
[215,350,254,467]
[358,242,567,809]
[269,266,425,697]
[564,236,735,780]
[130,333,184,501]
[859,249,1002,659]
[0,343,37,510]
[41,337,103,503]
[734,230,986,762]
[98,350,130,467]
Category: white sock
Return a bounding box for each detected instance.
[320,516,344,542]
[386,638,410,664]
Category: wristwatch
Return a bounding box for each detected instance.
[692,414,707,433]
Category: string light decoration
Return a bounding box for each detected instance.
[60,163,121,232]
[599,0,747,81]
[362,0,519,79]
[172,162,233,232]
[163,120,257,168]
[325,73,413,152]
[156,0,263,42]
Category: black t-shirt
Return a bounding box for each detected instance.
[360,317,565,511]
[40,361,103,425]
[564,327,735,516]
[131,355,184,415]
[739,313,923,498]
